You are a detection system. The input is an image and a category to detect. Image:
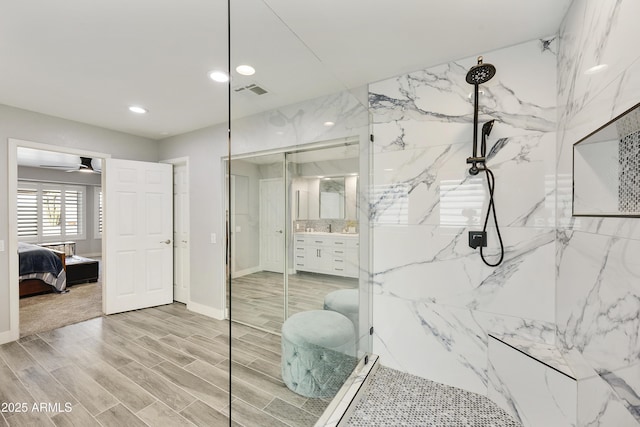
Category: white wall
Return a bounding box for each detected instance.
[0,104,159,339]
[157,125,228,318]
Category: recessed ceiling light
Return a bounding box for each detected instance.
[323,121,335,127]
[128,106,147,114]
[209,70,229,83]
[585,64,608,75]
[236,65,255,76]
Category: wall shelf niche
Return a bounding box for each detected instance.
[573,103,640,217]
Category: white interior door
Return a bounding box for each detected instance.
[260,178,284,273]
[172,162,190,304]
[104,158,173,314]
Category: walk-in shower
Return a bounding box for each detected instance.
[466,57,504,267]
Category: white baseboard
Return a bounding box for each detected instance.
[0,328,19,345]
[231,266,261,278]
[187,300,225,320]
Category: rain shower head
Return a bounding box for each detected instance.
[466,56,496,85]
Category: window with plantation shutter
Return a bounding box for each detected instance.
[94,187,103,239]
[17,181,86,242]
[42,187,62,237]
[64,188,81,235]
[17,186,38,238]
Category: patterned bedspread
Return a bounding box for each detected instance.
[18,242,67,292]
[19,271,67,292]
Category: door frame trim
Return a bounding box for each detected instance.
[160,156,190,305]
[7,138,110,343]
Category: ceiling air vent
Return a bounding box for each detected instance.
[233,83,268,96]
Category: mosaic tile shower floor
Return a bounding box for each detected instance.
[345,366,521,427]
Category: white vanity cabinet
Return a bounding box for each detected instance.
[294,233,358,278]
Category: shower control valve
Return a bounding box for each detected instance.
[469,231,487,249]
[466,156,486,164]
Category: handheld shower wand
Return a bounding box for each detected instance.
[481,119,495,157]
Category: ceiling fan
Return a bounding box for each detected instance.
[40,157,101,173]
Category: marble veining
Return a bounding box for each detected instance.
[369,60,556,145]
[556,230,640,371]
[488,336,577,427]
[600,367,640,422]
[556,1,640,424]
[369,37,558,397]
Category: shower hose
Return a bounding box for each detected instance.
[479,166,504,267]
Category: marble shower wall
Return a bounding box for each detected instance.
[557,0,640,424]
[369,38,558,395]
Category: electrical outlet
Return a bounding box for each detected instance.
[468,231,486,249]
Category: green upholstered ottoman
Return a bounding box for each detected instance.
[323,289,359,334]
[281,310,357,398]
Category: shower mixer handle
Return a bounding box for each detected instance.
[467,156,486,175]
[466,156,486,164]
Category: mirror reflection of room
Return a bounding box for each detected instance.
[228,142,359,334]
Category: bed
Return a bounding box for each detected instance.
[18,242,67,297]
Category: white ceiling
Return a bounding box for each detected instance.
[0,0,572,140]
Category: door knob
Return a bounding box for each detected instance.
[161,239,171,244]
[276,230,283,234]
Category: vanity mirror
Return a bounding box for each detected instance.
[320,177,345,219]
[573,103,640,217]
[295,175,358,220]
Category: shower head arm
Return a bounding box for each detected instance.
[471,83,479,159]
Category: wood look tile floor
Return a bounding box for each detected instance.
[230,271,358,334]
[0,303,333,426]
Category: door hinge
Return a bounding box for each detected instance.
[370,134,374,142]
[369,326,374,335]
